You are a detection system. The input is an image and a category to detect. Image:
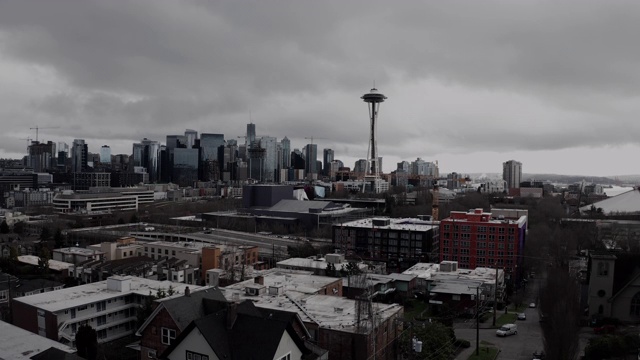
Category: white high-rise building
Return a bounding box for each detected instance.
[100,145,111,164]
[502,160,522,190]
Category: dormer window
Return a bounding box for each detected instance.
[598,262,609,276]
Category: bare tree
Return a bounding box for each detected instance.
[539,267,581,360]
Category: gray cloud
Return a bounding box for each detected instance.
[0,0,639,175]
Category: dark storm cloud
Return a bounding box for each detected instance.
[1,0,640,174]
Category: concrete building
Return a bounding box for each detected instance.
[28,141,56,173]
[277,254,369,277]
[221,270,403,360]
[72,172,111,190]
[411,158,438,177]
[53,247,104,265]
[52,188,153,213]
[478,179,507,194]
[502,160,522,191]
[403,260,504,313]
[0,321,76,360]
[12,276,199,346]
[439,208,527,284]
[137,240,259,283]
[333,217,440,272]
[99,145,111,164]
[87,237,144,261]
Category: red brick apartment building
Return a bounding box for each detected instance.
[439,208,527,284]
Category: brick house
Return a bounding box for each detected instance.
[136,286,228,360]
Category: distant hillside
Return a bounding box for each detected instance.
[468,173,640,185]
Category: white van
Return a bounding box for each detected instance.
[496,324,518,337]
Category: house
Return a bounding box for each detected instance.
[161,300,319,360]
[587,252,640,323]
[136,286,228,360]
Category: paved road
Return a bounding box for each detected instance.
[455,278,544,360]
[455,307,544,360]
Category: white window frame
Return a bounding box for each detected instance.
[161,327,176,345]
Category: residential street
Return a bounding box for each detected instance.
[454,278,544,359]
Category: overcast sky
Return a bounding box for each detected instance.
[0,0,638,177]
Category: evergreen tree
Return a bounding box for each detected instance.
[75,324,98,360]
[0,220,9,234]
[54,228,65,248]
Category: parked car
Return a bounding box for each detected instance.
[529,302,536,308]
[517,313,526,320]
[496,324,518,337]
[593,324,616,335]
[532,350,545,360]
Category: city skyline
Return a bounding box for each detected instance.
[1,1,639,177]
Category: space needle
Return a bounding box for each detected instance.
[361,87,387,192]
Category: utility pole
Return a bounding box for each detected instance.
[476,286,480,356]
[493,264,499,326]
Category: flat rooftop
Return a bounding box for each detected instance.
[403,262,503,283]
[18,255,73,271]
[340,217,437,231]
[221,279,402,333]
[0,320,74,359]
[54,247,103,256]
[143,240,254,253]
[14,276,200,312]
[277,257,368,272]
[224,269,339,295]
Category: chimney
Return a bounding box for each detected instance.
[185,286,190,297]
[255,276,264,285]
[227,302,238,330]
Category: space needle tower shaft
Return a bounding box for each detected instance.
[361,88,387,178]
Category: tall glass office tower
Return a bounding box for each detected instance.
[71,139,88,173]
[133,138,161,183]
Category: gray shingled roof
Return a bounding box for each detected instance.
[160,287,228,330]
[162,301,310,360]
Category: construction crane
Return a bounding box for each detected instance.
[30,126,59,142]
[432,180,440,221]
[304,136,327,145]
[19,138,32,153]
[432,161,440,221]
